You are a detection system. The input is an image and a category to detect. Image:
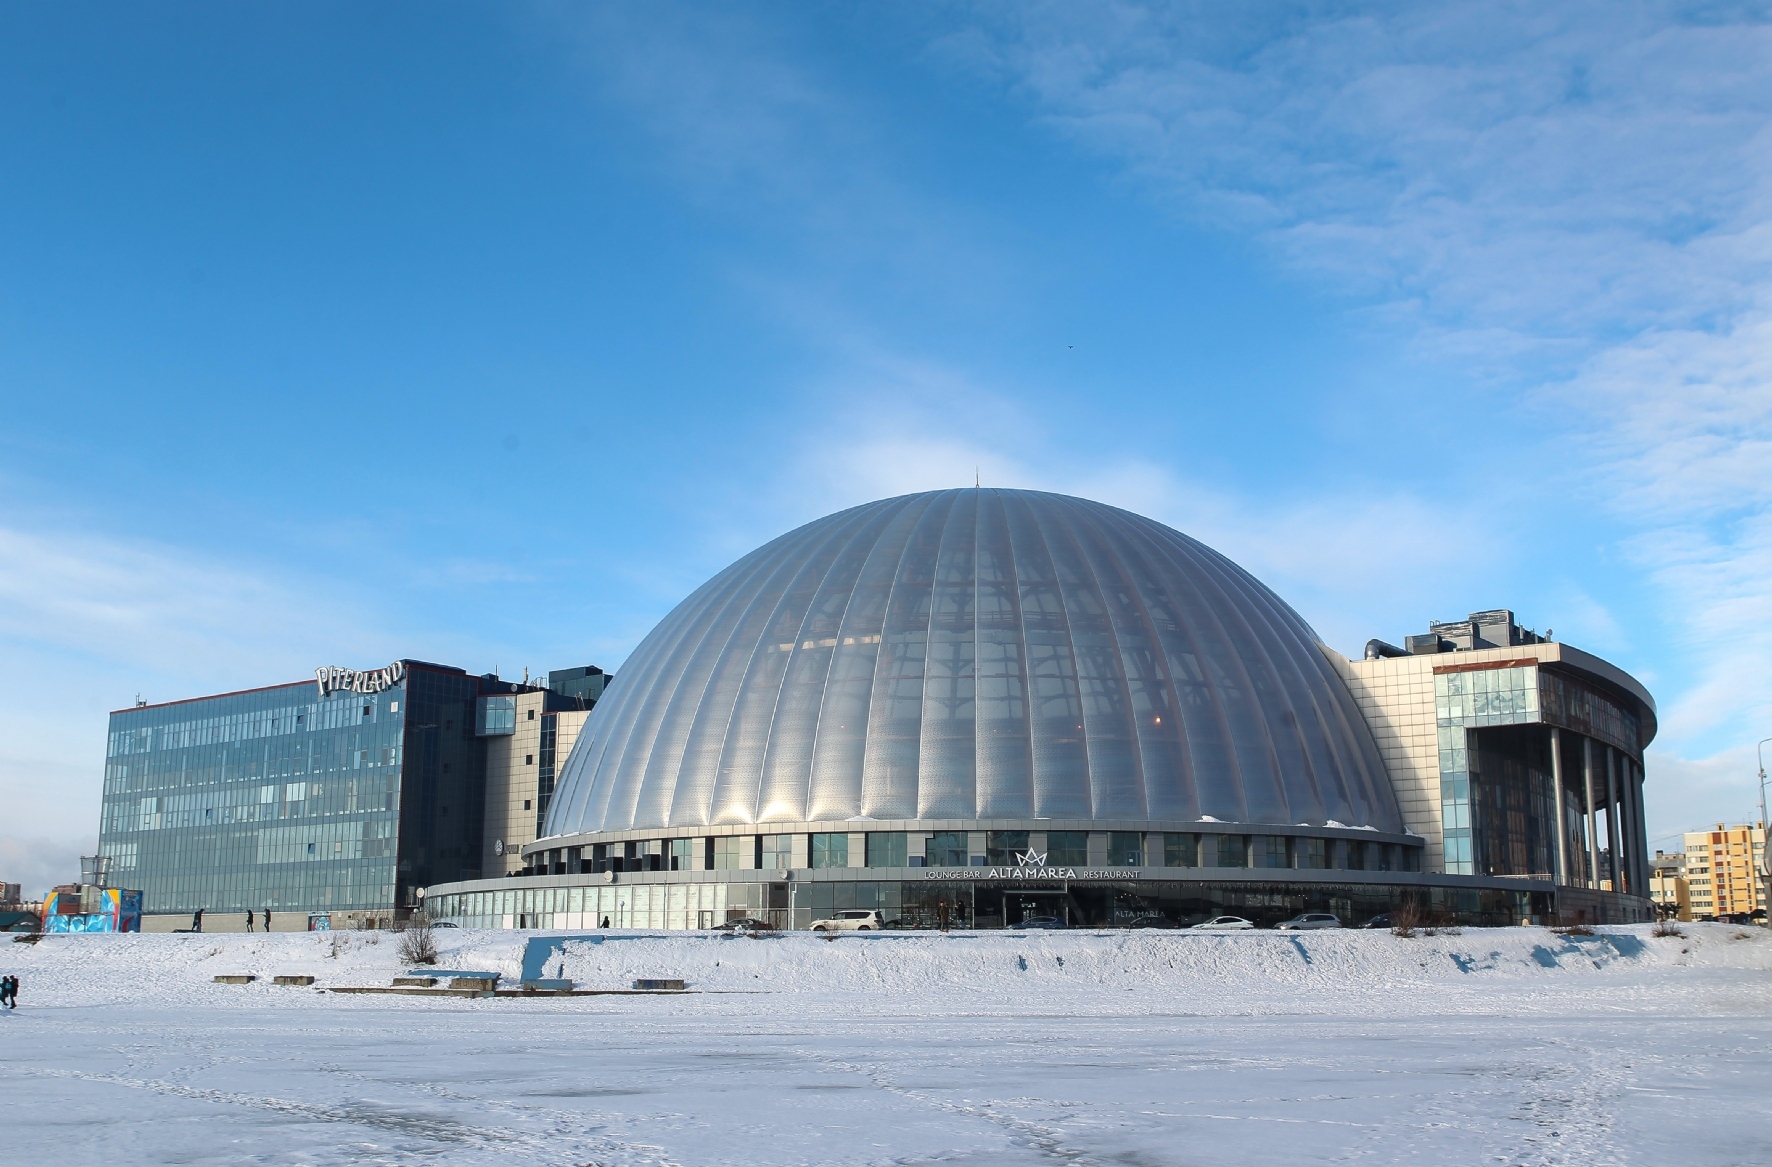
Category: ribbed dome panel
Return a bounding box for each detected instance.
[545,489,1399,836]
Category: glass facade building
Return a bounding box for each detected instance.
[99,662,494,922]
[1431,660,1648,887]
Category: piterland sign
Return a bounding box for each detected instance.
[316,661,406,698]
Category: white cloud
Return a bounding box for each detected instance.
[0,835,90,902]
[784,381,1512,660]
[0,519,390,841]
[0,524,384,678]
[942,2,1772,772]
[1642,745,1772,848]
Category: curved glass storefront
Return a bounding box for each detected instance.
[424,871,1558,931]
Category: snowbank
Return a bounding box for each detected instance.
[5,922,1766,1016]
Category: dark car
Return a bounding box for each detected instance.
[1361,914,1392,930]
[1019,916,1066,929]
[714,917,774,932]
[1127,915,1178,929]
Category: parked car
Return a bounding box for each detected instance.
[1127,915,1178,929]
[811,910,885,932]
[1274,912,1342,931]
[1018,916,1066,929]
[1189,915,1255,930]
[429,921,460,928]
[715,917,774,932]
[1361,914,1392,930]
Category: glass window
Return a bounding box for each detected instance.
[710,836,743,870]
[1163,833,1198,867]
[1255,836,1288,869]
[1216,835,1247,868]
[759,834,791,870]
[1297,837,1327,869]
[1047,831,1087,867]
[865,832,907,868]
[668,838,693,871]
[810,833,848,869]
[985,831,1029,866]
[925,831,969,868]
[474,695,516,736]
[1108,832,1143,867]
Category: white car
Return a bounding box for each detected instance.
[1273,912,1342,930]
[811,910,885,932]
[1189,915,1256,931]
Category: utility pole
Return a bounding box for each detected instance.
[1758,737,1772,887]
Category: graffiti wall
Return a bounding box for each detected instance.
[42,888,142,933]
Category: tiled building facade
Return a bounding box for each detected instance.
[1681,823,1767,921]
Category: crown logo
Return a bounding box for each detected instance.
[1015,850,1048,868]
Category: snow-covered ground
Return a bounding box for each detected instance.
[3,923,1769,1165]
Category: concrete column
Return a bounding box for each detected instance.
[1550,728,1569,885]
[1624,755,1648,896]
[1583,738,1600,890]
[1604,747,1621,893]
[1633,760,1652,895]
[846,832,866,869]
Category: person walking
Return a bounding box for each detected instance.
[263,908,271,933]
[245,910,254,933]
[193,908,203,933]
[2,975,17,1008]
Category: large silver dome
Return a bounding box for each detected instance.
[546,489,1399,837]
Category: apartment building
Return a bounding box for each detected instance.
[1649,850,1690,921]
[1680,823,1766,921]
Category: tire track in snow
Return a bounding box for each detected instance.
[8,1065,683,1167]
[791,1049,1112,1165]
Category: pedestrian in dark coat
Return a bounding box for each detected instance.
[193,909,203,933]
[263,909,272,932]
[245,911,254,932]
[2,975,18,1008]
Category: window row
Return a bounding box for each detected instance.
[527,830,1421,875]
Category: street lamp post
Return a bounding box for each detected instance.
[1758,737,1772,881]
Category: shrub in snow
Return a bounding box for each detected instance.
[398,916,439,966]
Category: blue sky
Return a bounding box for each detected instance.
[4,3,1770,893]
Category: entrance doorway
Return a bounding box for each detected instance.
[1007,891,1068,927]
